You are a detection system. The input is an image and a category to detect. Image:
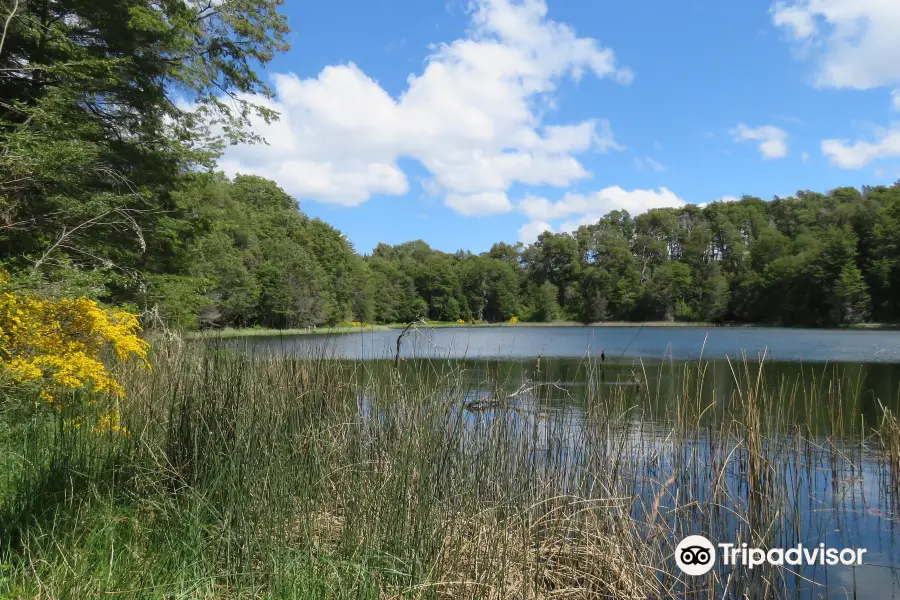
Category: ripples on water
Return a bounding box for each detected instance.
[219,326,900,598]
[234,325,900,363]
[356,364,900,598]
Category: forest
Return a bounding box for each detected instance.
[1,0,899,330]
[3,2,900,598]
[9,168,900,329]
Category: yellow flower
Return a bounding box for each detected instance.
[509,316,519,324]
[0,271,149,404]
[64,416,85,431]
[93,409,130,436]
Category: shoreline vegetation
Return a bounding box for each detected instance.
[3,0,900,597]
[1,342,898,597]
[3,0,900,337]
[185,319,900,339]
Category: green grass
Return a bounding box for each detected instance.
[841,322,900,330]
[187,319,900,341]
[185,324,397,339]
[185,320,727,340]
[0,347,897,598]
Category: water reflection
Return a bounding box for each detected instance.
[355,358,900,598]
[224,325,900,363]
[214,328,900,598]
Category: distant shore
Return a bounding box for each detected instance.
[183,320,898,339]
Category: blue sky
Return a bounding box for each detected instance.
[218,0,900,254]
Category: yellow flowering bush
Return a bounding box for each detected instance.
[457,319,466,325]
[93,409,130,436]
[509,316,519,324]
[0,271,149,403]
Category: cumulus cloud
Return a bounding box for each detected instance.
[730,124,789,159]
[893,90,900,111]
[771,0,900,89]
[444,191,514,216]
[216,0,632,214]
[821,127,900,168]
[516,186,686,242]
[517,220,554,243]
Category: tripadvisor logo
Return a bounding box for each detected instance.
[675,535,867,576]
[676,535,716,576]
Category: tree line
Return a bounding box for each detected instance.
[1,0,898,330]
[17,167,900,330]
[146,177,898,329]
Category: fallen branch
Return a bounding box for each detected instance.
[394,317,426,369]
[464,380,573,411]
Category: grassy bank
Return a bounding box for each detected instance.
[0,347,898,598]
[185,320,723,339]
[185,320,899,340]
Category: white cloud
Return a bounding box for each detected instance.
[518,220,554,243]
[520,186,686,221]
[893,90,900,111]
[801,151,810,161]
[444,191,514,216]
[821,127,900,168]
[519,186,686,238]
[698,195,739,208]
[730,124,789,159]
[771,2,816,38]
[634,156,666,171]
[216,0,631,215]
[771,0,900,89]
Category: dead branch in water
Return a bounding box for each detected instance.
[394,318,427,369]
[464,379,574,411]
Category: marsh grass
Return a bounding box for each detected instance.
[0,341,897,599]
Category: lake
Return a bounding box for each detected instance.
[214,325,900,598]
[230,324,900,363]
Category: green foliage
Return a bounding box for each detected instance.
[10,173,900,330]
[832,264,871,325]
[0,0,898,330]
[0,0,289,306]
[535,282,561,322]
[144,274,209,330]
[574,267,611,324]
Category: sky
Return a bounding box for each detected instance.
[217,0,900,254]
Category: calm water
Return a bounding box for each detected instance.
[234,325,900,363]
[217,326,900,598]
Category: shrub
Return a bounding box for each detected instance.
[0,271,149,403]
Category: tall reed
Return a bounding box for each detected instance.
[0,340,896,599]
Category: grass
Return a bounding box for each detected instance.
[186,320,725,340]
[185,320,899,341]
[0,343,897,598]
[185,324,398,339]
[842,322,900,330]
